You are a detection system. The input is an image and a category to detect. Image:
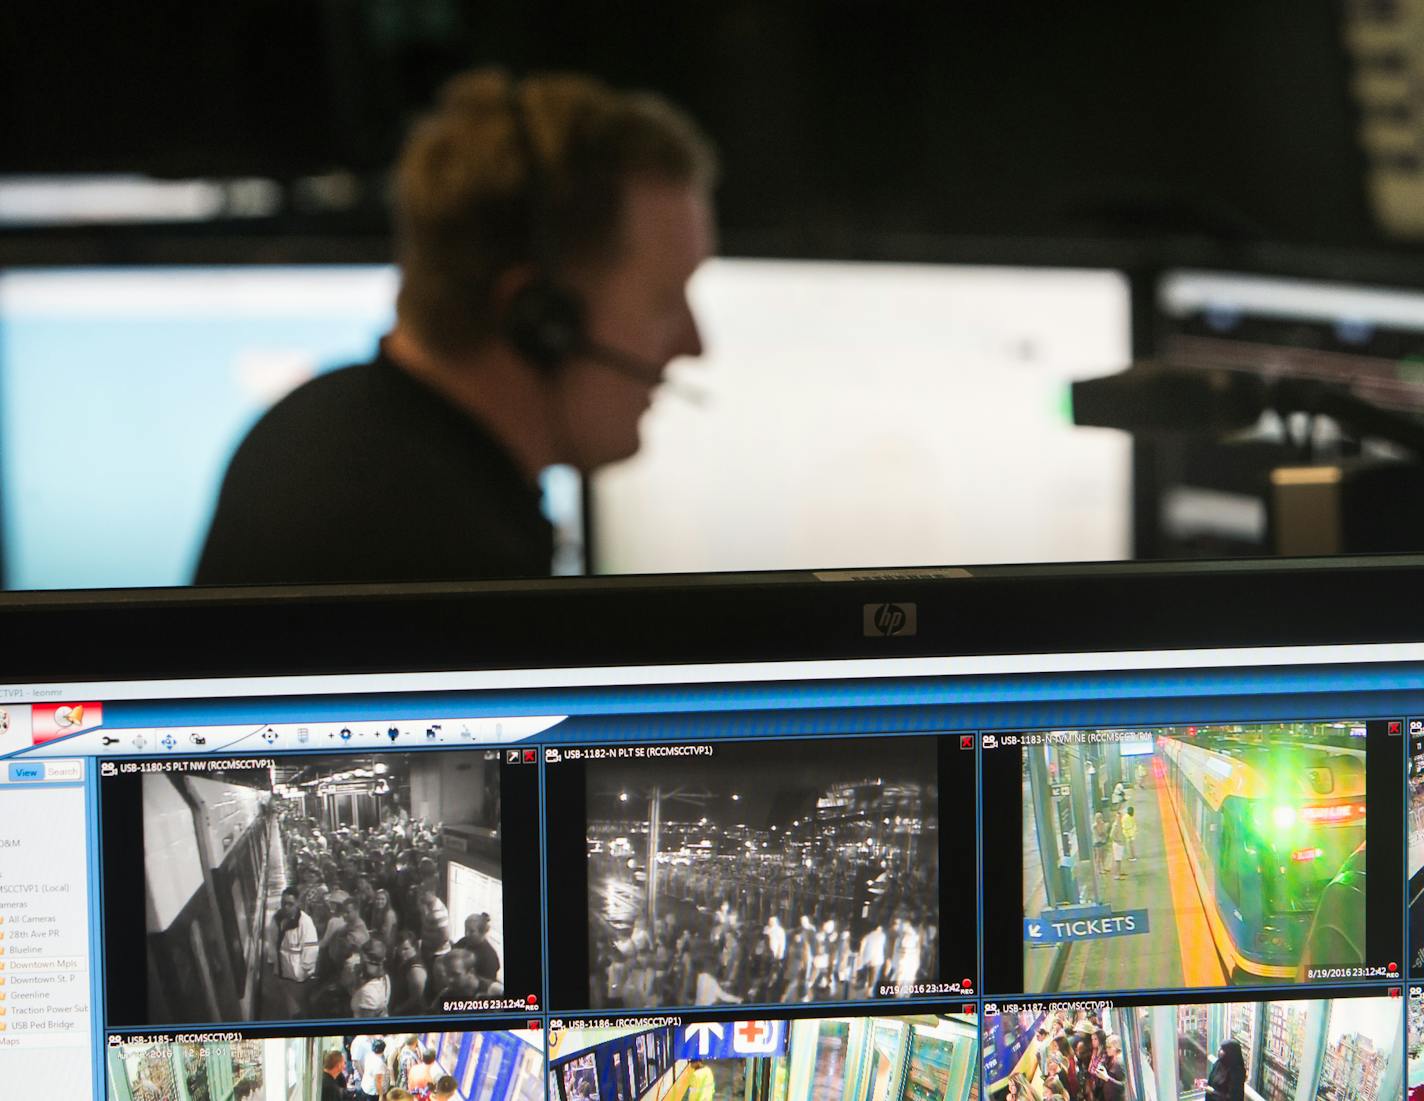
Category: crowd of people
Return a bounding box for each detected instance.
[995,1008,1246,1101]
[321,1035,462,1101]
[264,803,503,1019]
[997,1008,1129,1101]
[591,873,938,1008]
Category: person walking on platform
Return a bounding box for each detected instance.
[266,887,319,1017]
[1109,812,1127,881]
[321,1049,347,1101]
[689,1060,717,1101]
[1121,806,1138,862]
[1205,1040,1246,1101]
[359,1038,388,1101]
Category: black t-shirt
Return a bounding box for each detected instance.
[454,935,502,981]
[321,1073,345,1101]
[196,351,554,586]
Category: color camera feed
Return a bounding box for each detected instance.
[984,995,1402,1101]
[1020,721,1368,993]
[104,1028,544,1101]
[585,737,940,1008]
[139,751,504,1024]
[549,1011,980,1101]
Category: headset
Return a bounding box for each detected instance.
[502,78,704,402]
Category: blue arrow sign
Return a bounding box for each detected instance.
[676,1021,787,1059]
[1024,908,1150,944]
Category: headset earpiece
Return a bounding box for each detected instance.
[505,276,586,375]
[503,79,586,375]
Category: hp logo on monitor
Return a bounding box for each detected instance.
[864,602,917,637]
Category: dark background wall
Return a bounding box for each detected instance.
[0,2,1382,253]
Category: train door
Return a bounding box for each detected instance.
[744,1057,793,1101]
[460,1031,535,1101]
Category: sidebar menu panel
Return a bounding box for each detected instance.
[0,761,92,1094]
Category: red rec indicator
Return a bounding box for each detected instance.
[1389,962,1399,973]
[527,994,539,1005]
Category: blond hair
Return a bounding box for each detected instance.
[394,68,718,356]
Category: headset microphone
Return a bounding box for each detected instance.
[583,341,709,406]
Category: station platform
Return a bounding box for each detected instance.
[1024,764,1227,992]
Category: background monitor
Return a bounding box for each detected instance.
[1143,269,1424,557]
[593,259,1134,573]
[0,259,1132,589]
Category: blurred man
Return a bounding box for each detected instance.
[321,1050,347,1101]
[197,68,717,585]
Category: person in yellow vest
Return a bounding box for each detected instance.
[1121,805,1138,862]
[689,1060,716,1101]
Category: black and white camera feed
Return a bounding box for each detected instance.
[140,751,504,1025]
[586,736,940,1009]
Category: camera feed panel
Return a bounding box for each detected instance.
[544,732,976,1011]
[984,719,1393,996]
[100,748,539,1027]
[984,988,1405,1101]
[548,1003,981,1101]
[104,1022,546,1101]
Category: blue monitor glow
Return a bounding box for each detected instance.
[0,265,584,588]
[0,266,397,589]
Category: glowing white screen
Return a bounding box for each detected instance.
[594,259,1133,572]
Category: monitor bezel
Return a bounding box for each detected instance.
[1,553,1422,684]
